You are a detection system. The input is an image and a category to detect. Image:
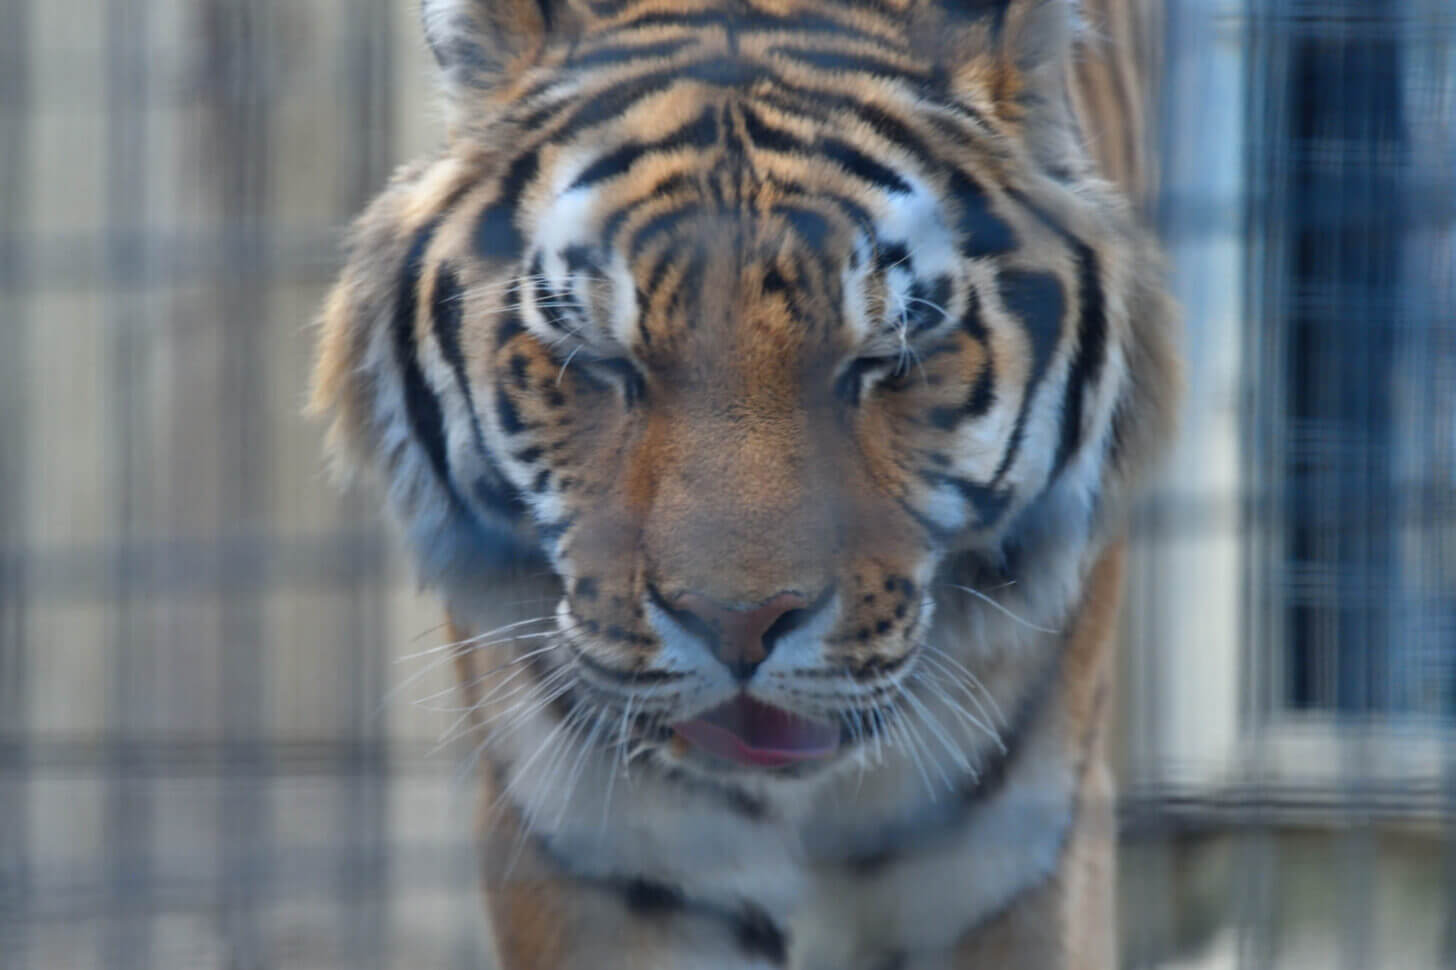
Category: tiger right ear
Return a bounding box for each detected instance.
[915,0,1080,167]
[421,0,581,95]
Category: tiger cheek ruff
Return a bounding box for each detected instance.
[309,0,1181,967]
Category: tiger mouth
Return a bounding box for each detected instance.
[671,693,840,769]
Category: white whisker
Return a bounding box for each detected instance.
[922,643,1008,728]
[900,677,973,777]
[916,650,1002,740]
[940,583,1062,636]
[395,615,555,662]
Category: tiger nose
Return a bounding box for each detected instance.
[658,589,824,681]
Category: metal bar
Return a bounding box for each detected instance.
[102,0,155,966]
[0,1,32,964]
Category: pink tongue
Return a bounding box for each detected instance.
[673,695,839,768]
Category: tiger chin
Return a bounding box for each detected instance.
[310,0,1180,966]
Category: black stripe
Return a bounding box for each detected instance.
[668,246,708,323]
[919,471,1012,526]
[742,103,914,196]
[905,276,953,333]
[874,241,910,273]
[753,83,934,173]
[767,44,931,87]
[395,221,454,496]
[1104,393,1134,473]
[546,866,789,965]
[928,293,996,431]
[495,307,525,347]
[475,151,540,262]
[774,204,833,252]
[536,517,574,545]
[566,640,681,685]
[495,386,525,435]
[959,286,988,341]
[738,103,798,153]
[621,877,686,914]
[990,269,1065,483]
[611,8,887,46]
[539,57,769,146]
[595,357,648,406]
[641,245,679,301]
[742,172,879,246]
[734,904,788,965]
[562,244,597,274]
[897,495,960,545]
[529,253,576,334]
[652,764,770,821]
[431,265,476,412]
[628,203,698,260]
[394,224,540,568]
[748,93,996,278]
[837,356,890,406]
[946,168,1017,258]
[569,106,719,190]
[566,38,697,71]
[1051,241,1107,480]
[431,265,530,521]
[965,353,996,416]
[520,72,675,136]
[600,172,698,248]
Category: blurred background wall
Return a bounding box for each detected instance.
[0,1,1452,968]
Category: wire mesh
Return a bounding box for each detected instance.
[0,0,1452,968]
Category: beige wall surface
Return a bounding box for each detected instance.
[4,2,492,967]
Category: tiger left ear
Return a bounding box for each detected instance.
[421,0,581,94]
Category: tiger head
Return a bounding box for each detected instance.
[312,0,1179,777]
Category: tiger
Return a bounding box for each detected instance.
[309,0,1180,966]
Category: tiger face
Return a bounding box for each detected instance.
[313,0,1179,782]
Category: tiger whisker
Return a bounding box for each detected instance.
[555,703,609,830]
[378,624,562,719]
[893,681,956,792]
[432,663,563,754]
[939,583,1062,636]
[920,643,1007,727]
[395,615,556,662]
[472,665,580,799]
[899,676,975,777]
[416,639,564,714]
[556,344,585,385]
[451,661,579,787]
[915,648,1005,747]
[502,704,586,874]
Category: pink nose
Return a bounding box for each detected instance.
[668,591,815,680]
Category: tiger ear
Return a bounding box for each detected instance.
[421,0,581,94]
[921,0,1079,150]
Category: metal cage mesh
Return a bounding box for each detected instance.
[1,0,1453,968]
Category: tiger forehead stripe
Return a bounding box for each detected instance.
[591,5,906,48]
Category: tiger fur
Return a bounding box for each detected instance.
[310,0,1180,967]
